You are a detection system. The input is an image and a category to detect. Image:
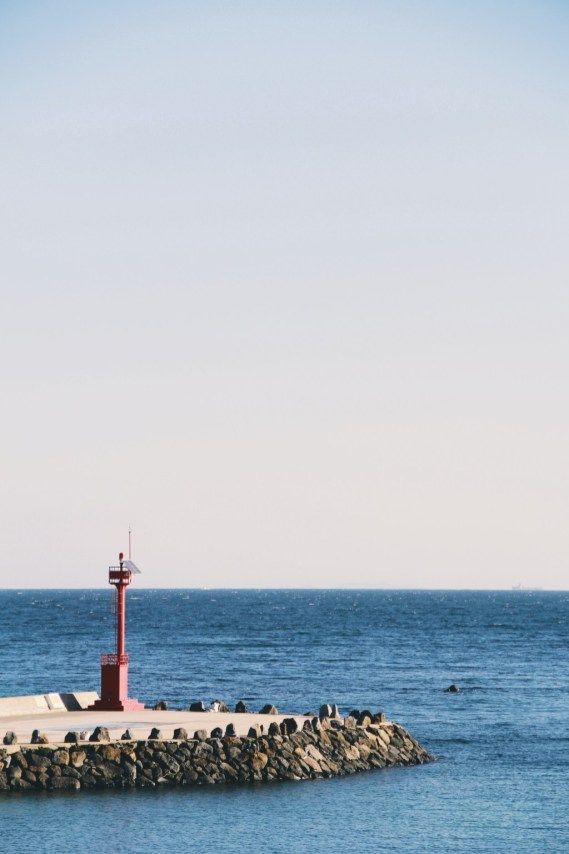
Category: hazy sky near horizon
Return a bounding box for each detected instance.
[1,1,568,589]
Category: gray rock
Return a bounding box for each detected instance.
[149,728,162,740]
[259,704,278,715]
[210,727,223,739]
[212,699,230,712]
[173,728,188,740]
[281,718,298,735]
[194,729,208,741]
[89,726,110,742]
[3,732,17,745]
[121,729,134,740]
[31,729,49,744]
[64,732,79,744]
[224,723,236,737]
[248,725,263,738]
[235,700,248,713]
[189,701,207,712]
[311,717,322,733]
[331,704,340,719]
[153,699,168,710]
[319,704,333,720]
[268,722,281,736]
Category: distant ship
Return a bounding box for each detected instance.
[511,582,544,591]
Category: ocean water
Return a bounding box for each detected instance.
[0,589,567,853]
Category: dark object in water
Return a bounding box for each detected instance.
[444,684,460,693]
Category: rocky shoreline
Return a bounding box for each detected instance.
[0,712,432,793]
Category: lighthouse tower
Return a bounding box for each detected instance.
[89,551,144,711]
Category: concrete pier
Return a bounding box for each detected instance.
[0,707,308,744]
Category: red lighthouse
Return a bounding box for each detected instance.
[89,551,144,711]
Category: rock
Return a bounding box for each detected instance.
[153,700,168,711]
[3,732,17,745]
[149,728,162,740]
[235,700,248,713]
[31,730,49,744]
[319,704,333,720]
[356,712,372,727]
[444,684,460,693]
[281,718,298,735]
[349,709,360,719]
[52,749,70,766]
[251,752,268,771]
[89,727,110,742]
[121,729,134,740]
[268,722,281,737]
[70,750,87,769]
[194,730,208,741]
[224,723,236,737]
[259,704,278,715]
[173,728,188,740]
[212,699,230,713]
[344,716,357,728]
[302,719,313,732]
[248,725,263,739]
[64,732,79,744]
[311,717,322,733]
[330,704,340,719]
[210,727,223,739]
[372,712,387,723]
[189,701,207,712]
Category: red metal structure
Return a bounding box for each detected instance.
[88,552,144,711]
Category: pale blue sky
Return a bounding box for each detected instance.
[1,1,568,588]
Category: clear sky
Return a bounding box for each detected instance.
[1,1,568,589]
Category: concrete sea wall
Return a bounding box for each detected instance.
[0,717,432,793]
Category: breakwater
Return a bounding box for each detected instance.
[0,714,431,793]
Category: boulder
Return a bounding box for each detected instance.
[372,712,387,724]
[330,704,340,719]
[64,732,79,744]
[319,704,333,720]
[235,700,248,713]
[173,728,188,741]
[224,723,236,738]
[189,701,207,712]
[194,729,208,741]
[121,729,134,740]
[153,700,168,710]
[3,732,17,745]
[311,717,322,733]
[268,722,281,737]
[259,704,278,715]
[31,730,49,744]
[89,726,110,743]
[210,727,223,739]
[357,711,372,727]
[281,718,299,735]
[149,728,162,740]
[212,699,230,713]
[444,684,460,693]
[248,725,263,739]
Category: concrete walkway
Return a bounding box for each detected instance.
[0,709,309,744]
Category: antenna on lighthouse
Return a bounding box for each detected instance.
[128,526,132,560]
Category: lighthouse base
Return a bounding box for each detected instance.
[87,657,145,712]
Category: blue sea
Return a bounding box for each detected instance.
[0,589,567,852]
